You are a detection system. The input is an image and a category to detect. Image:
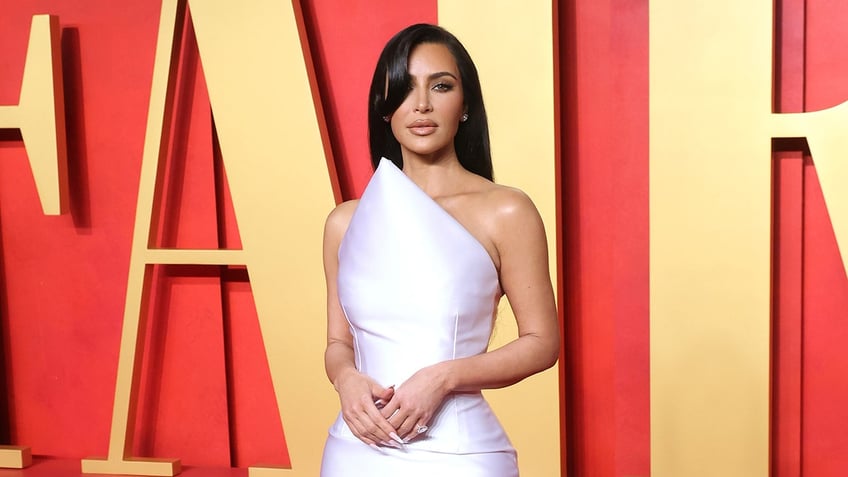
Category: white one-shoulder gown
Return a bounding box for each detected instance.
[320,159,518,476]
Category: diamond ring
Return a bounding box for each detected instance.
[415,424,429,434]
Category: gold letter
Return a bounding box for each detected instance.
[81,1,335,475]
[0,13,67,470]
[651,2,772,475]
[772,106,848,270]
[652,1,848,476]
[0,14,67,216]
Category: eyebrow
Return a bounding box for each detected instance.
[410,71,458,81]
[430,71,457,80]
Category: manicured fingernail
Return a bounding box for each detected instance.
[382,440,401,449]
[389,432,404,445]
[369,443,385,453]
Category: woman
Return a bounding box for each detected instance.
[320,24,559,476]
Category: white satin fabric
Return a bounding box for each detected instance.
[321,159,517,476]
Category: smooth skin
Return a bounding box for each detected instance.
[323,42,559,448]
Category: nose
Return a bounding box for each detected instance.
[414,89,432,113]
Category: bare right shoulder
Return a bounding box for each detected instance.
[323,199,359,251]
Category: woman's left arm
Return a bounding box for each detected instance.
[445,188,560,388]
[382,188,560,440]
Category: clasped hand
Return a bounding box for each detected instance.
[335,365,449,448]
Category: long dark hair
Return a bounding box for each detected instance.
[368,24,493,181]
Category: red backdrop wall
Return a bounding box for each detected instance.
[773,1,848,477]
[558,0,649,475]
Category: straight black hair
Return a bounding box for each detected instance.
[367,24,493,181]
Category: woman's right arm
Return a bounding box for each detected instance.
[323,201,402,448]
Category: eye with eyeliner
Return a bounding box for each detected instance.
[432,82,454,92]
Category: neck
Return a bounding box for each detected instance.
[401,152,465,197]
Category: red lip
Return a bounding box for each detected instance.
[407,119,438,135]
[408,119,437,128]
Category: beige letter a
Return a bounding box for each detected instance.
[81,1,335,475]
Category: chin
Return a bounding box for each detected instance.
[402,142,453,157]
[402,144,452,158]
